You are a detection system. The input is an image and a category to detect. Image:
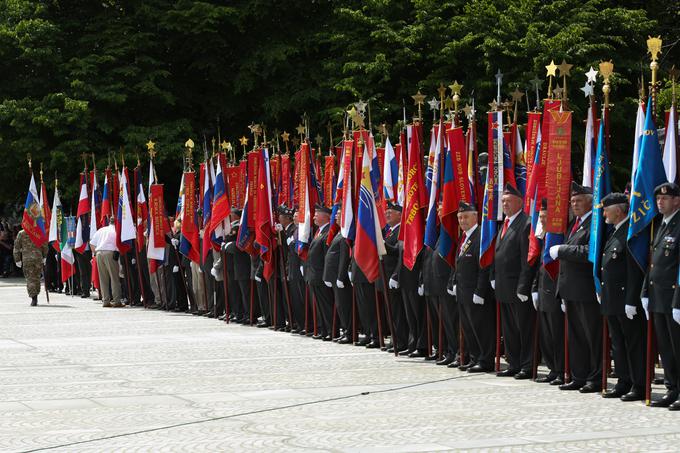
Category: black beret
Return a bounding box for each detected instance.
[386,201,403,212]
[601,192,629,208]
[314,203,332,214]
[276,205,295,217]
[654,182,680,197]
[540,198,548,211]
[571,181,593,196]
[231,208,243,216]
[478,152,488,167]
[458,201,477,212]
[503,183,522,198]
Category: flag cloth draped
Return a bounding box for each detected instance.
[21,172,48,248]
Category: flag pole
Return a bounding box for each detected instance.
[37,161,50,304]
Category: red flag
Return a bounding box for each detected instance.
[402,124,427,270]
[247,151,260,229]
[255,148,275,279]
[323,155,335,207]
[179,172,201,263]
[40,179,51,241]
[280,154,292,207]
[545,109,572,234]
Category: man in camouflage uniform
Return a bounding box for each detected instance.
[13,229,48,306]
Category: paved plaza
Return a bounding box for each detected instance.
[1,282,680,452]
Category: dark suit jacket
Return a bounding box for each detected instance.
[556,214,596,302]
[225,236,252,281]
[382,224,401,277]
[324,232,349,285]
[304,224,329,286]
[284,223,303,282]
[600,221,629,316]
[453,226,492,304]
[644,213,680,313]
[492,211,535,303]
[390,242,422,291]
[422,241,453,297]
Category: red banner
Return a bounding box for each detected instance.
[180,172,200,263]
[149,184,167,245]
[524,112,542,183]
[447,125,471,204]
[225,165,242,210]
[545,109,572,234]
[270,154,280,197]
[323,155,335,207]
[296,145,309,225]
[294,149,301,209]
[402,124,426,270]
[280,154,291,207]
[247,151,259,228]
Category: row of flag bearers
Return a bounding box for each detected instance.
[12,49,680,410]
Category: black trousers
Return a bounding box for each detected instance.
[334,285,353,333]
[426,295,440,353]
[500,301,535,372]
[402,288,427,352]
[75,250,92,295]
[607,313,646,391]
[565,299,602,385]
[311,284,333,337]
[437,295,459,357]
[653,312,680,392]
[355,282,377,340]
[289,279,305,330]
[538,309,565,377]
[388,288,409,350]
[459,299,496,368]
[256,279,271,324]
[237,279,252,321]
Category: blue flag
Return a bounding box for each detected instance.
[588,114,611,295]
[627,101,667,269]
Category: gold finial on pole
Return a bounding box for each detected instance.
[412,90,426,123]
[647,36,662,116]
[599,60,614,110]
[545,60,557,99]
[669,65,679,106]
[184,138,195,170]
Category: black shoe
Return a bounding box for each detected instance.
[550,377,565,386]
[408,350,426,358]
[366,341,381,349]
[354,339,370,347]
[535,374,557,383]
[436,356,455,366]
[514,370,531,380]
[312,334,323,340]
[80,293,90,298]
[217,314,227,321]
[296,330,306,336]
[669,399,680,411]
[424,354,438,361]
[256,322,270,328]
[496,369,518,377]
[399,348,413,355]
[650,391,679,408]
[653,377,665,385]
[468,364,493,373]
[559,381,584,391]
[30,296,37,306]
[602,388,627,399]
[458,362,474,371]
[338,336,352,344]
[579,383,601,393]
[323,335,332,342]
[621,389,645,402]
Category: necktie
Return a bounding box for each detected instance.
[458,232,467,256]
[569,217,581,237]
[501,218,510,239]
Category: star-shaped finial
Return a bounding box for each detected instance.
[291,137,300,147]
[530,77,543,91]
[239,136,249,147]
[553,83,564,99]
[580,82,594,98]
[495,69,503,85]
[545,60,558,77]
[511,87,524,103]
[449,80,463,96]
[444,96,454,110]
[185,138,194,149]
[462,104,473,118]
[437,83,447,99]
[295,123,306,136]
[220,140,230,151]
[427,97,439,111]
[281,131,290,142]
[488,99,499,111]
[412,90,426,106]
[146,140,155,151]
[355,99,367,114]
[557,59,573,78]
[585,66,598,84]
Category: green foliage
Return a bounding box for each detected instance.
[0,0,675,213]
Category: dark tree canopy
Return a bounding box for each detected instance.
[0,0,676,214]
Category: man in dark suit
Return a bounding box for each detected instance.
[531,199,564,385]
[551,182,602,393]
[452,201,495,372]
[225,209,254,324]
[283,208,306,333]
[324,210,352,342]
[351,249,380,348]
[274,205,296,330]
[598,192,646,401]
[644,182,680,408]
[492,184,536,379]
[305,204,333,340]
[383,202,408,353]
[390,242,427,357]
[421,238,447,363]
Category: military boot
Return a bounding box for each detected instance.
[30,296,37,306]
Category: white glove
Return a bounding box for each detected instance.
[171,238,179,248]
[417,284,424,296]
[286,236,294,246]
[490,280,495,290]
[532,292,539,310]
[472,294,484,305]
[348,271,352,281]
[210,267,218,278]
[389,278,399,289]
[641,297,649,320]
[15,261,22,268]
[596,293,602,304]
[549,245,561,260]
[197,266,203,274]
[254,275,261,282]
[131,258,136,265]
[274,223,283,232]
[560,301,566,313]
[143,230,148,238]
[517,293,528,302]
[324,281,332,287]
[673,308,680,325]
[226,241,234,248]
[299,266,304,276]
[172,265,179,273]
[447,284,456,296]
[336,279,344,288]
[625,305,637,320]
[42,258,46,265]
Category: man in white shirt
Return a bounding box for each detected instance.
[90,218,122,307]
